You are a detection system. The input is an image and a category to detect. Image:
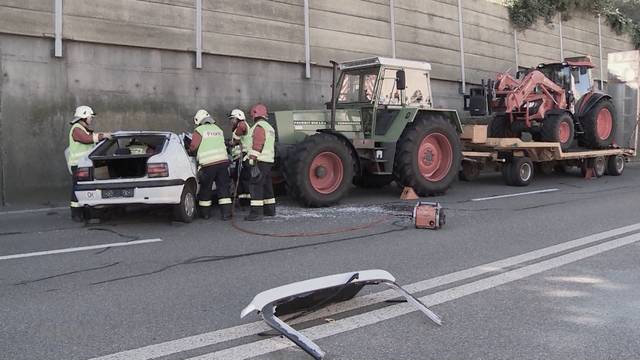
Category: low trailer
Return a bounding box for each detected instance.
[458,124,637,186]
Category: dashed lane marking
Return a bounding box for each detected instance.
[0,238,163,261]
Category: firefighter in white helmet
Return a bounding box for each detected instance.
[228,108,252,208]
[245,103,276,221]
[67,105,111,222]
[188,109,232,220]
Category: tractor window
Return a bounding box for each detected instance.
[337,69,378,103]
[378,69,401,105]
[571,67,592,100]
[405,69,430,107]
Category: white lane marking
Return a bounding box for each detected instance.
[199,232,640,360]
[87,221,640,360]
[0,239,163,261]
[471,188,559,202]
[0,206,68,216]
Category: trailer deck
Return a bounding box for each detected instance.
[458,124,636,186]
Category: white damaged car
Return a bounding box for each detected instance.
[71,131,199,222]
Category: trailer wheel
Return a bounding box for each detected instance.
[606,155,625,176]
[581,99,616,149]
[541,113,574,151]
[286,133,353,207]
[459,161,480,181]
[395,116,461,196]
[504,157,533,186]
[173,182,196,223]
[594,156,606,177]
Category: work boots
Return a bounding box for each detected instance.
[244,206,263,221]
[264,204,276,217]
[199,206,212,219]
[220,204,232,221]
[70,208,84,223]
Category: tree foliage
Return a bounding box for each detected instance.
[506,0,640,48]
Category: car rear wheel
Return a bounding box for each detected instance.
[174,182,196,223]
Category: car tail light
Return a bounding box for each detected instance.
[147,163,169,178]
[74,167,93,181]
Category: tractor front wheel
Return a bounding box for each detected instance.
[286,133,354,207]
[395,116,461,196]
[541,113,574,151]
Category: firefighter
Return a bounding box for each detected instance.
[245,104,276,221]
[67,105,110,222]
[228,109,252,208]
[189,109,233,221]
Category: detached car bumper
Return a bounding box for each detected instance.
[74,180,185,207]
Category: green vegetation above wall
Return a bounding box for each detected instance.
[506,0,640,48]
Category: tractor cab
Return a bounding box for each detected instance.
[536,57,595,107]
[335,57,433,140]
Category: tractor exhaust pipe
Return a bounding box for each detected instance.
[330,60,338,131]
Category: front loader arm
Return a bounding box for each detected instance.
[504,70,567,113]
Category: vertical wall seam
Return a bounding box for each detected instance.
[390,0,396,58]
[304,0,310,78]
[598,14,604,88]
[0,48,5,206]
[559,14,564,61]
[513,29,519,70]
[195,0,202,69]
[457,0,465,94]
[54,0,63,57]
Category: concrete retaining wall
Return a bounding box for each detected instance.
[0,0,636,205]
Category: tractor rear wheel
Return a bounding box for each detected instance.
[581,99,616,149]
[395,116,461,196]
[541,113,574,151]
[286,133,354,207]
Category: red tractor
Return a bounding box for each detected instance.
[469,57,616,151]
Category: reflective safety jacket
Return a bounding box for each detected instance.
[68,123,96,167]
[248,120,275,163]
[194,123,228,166]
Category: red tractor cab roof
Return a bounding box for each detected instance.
[538,56,595,69]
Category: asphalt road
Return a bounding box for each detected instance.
[2,165,640,360]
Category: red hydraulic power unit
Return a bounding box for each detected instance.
[413,202,445,230]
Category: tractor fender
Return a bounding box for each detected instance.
[575,92,612,118]
[316,129,362,176]
[414,109,463,133]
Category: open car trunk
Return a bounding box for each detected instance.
[89,134,168,180]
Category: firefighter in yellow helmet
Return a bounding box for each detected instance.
[245,104,276,221]
[228,108,252,208]
[67,105,111,222]
[188,110,232,220]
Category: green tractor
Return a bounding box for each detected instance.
[270,57,463,207]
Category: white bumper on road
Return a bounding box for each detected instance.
[75,184,184,207]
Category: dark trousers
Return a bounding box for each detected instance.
[70,166,79,208]
[237,159,252,201]
[198,162,232,207]
[249,161,274,207]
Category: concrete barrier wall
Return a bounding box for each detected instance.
[0,0,636,204]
